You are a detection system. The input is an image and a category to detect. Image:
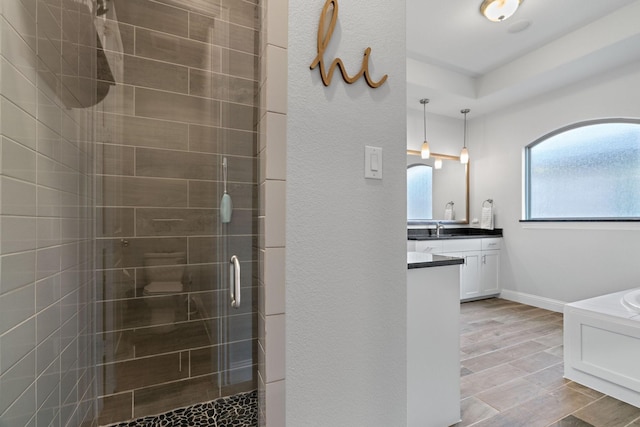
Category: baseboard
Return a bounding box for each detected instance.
[499,289,566,313]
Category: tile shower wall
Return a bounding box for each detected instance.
[0,0,97,426]
[94,0,259,424]
[257,0,288,425]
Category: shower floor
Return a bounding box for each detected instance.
[106,390,258,427]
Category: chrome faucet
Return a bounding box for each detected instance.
[436,222,445,238]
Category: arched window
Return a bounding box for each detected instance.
[407,164,433,220]
[524,119,640,220]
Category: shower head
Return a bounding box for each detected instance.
[97,0,109,16]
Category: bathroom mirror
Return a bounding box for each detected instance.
[406,151,469,224]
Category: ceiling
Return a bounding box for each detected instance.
[406,0,640,118]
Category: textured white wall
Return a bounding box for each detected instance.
[407,109,464,156]
[470,60,640,303]
[286,0,407,425]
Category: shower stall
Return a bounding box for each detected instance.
[0,0,261,425]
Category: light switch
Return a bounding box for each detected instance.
[365,146,382,179]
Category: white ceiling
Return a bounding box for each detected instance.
[407,0,640,118]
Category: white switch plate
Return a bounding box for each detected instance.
[365,146,382,179]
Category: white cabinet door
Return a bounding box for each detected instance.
[480,250,500,294]
[460,251,481,300]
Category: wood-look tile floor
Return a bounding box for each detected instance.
[455,298,640,427]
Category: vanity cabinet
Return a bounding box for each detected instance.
[440,239,482,300]
[460,252,482,300]
[410,237,501,301]
[479,238,501,296]
[415,240,442,253]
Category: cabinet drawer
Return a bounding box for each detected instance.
[482,238,502,251]
[442,239,481,253]
[415,240,443,253]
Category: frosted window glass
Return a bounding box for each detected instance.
[527,122,640,219]
[407,164,433,220]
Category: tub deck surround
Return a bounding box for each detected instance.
[408,227,503,240]
[565,288,640,408]
[407,253,462,426]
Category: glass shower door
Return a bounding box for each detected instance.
[94,0,259,424]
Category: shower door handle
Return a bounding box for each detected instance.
[230,255,241,308]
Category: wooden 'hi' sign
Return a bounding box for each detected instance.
[309,0,388,88]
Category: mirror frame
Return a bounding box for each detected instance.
[406,150,470,225]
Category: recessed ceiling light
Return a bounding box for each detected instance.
[507,19,531,33]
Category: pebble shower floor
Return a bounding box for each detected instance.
[106,390,258,427]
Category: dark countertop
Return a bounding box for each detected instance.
[407,252,465,269]
[408,227,503,240]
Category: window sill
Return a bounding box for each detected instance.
[520,219,640,230]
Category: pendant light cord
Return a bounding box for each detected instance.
[419,98,431,160]
[423,102,427,141]
[461,108,470,148]
[420,98,429,141]
[463,113,467,148]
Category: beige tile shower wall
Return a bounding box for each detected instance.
[0,0,97,426]
[258,0,288,425]
[94,0,260,423]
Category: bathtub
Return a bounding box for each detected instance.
[564,288,640,408]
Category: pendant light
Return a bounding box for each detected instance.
[434,158,443,169]
[420,98,430,159]
[460,109,470,164]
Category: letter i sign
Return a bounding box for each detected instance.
[309,0,388,88]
